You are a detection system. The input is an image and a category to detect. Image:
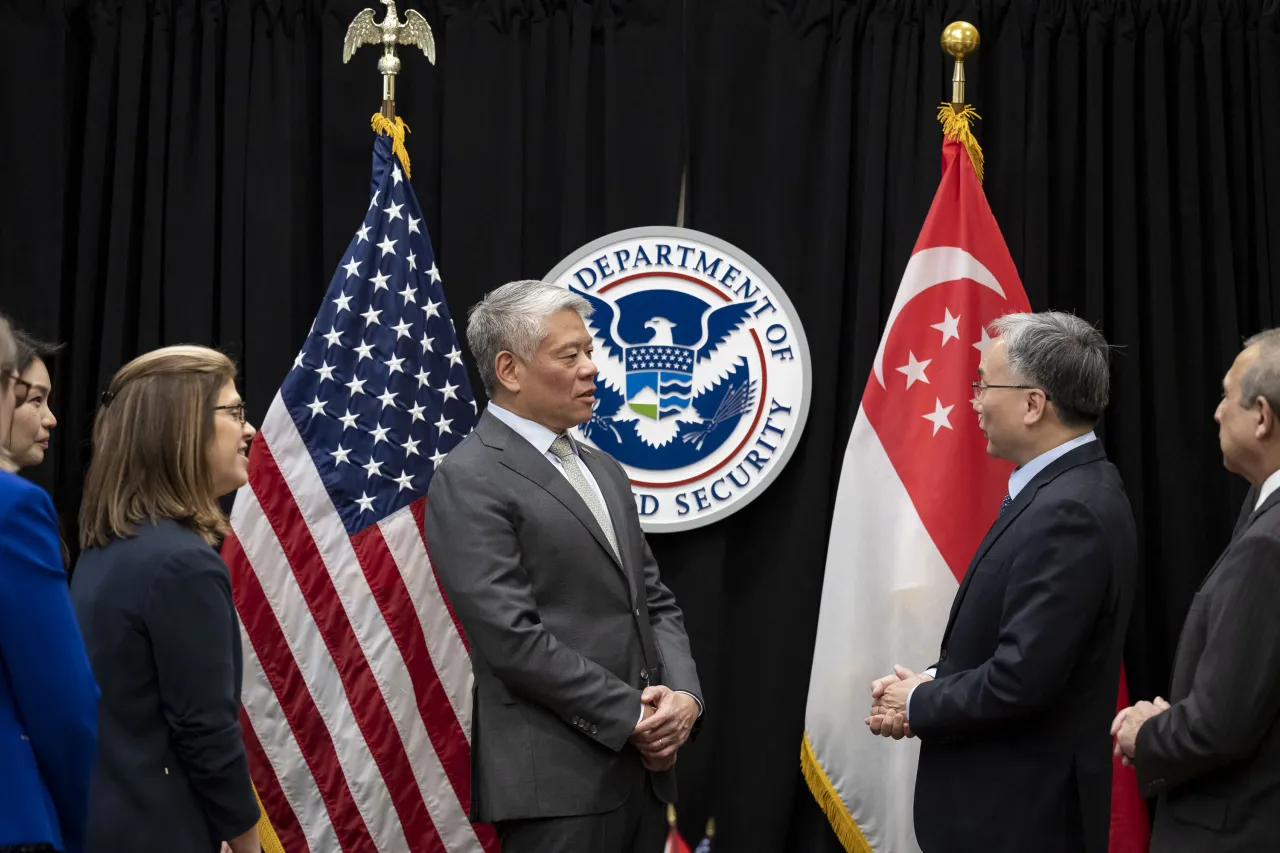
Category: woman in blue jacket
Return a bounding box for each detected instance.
[0,313,98,853]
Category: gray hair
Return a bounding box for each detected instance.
[466,280,592,396]
[1240,329,1280,417]
[989,311,1111,427]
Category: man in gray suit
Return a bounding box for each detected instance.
[424,280,704,853]
[1112,329,1280,850]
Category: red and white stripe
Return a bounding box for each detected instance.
[226,395,499,853]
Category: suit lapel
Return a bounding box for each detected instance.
[1235,485,1280,540]
[1232,484,1261,540]
[1197,485,1280,593]
[940,440,1109,646]
[478,412,627,574]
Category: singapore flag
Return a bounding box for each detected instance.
[800,136,1146,853]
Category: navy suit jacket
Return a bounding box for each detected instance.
[909,441,1138,853]
[0,470,98,853]
[71,518,259,853]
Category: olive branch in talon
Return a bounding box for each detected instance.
[683,379,758,451]
[581,408,622,443]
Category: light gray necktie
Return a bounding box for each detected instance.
[549,434,619,559]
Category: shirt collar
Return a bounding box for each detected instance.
[487,402,578,458]
[1255,468,1280,511]
[1007,431,1097,500]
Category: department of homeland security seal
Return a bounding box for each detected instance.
[546,227,812,533]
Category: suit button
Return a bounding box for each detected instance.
[591,725,598,734]
[635,608,641,617]
[939,649,948,662]
[641,669,648,680]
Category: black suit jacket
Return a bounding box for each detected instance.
[1135,482,1280,851]
[909,441,1137,853]
[423,411,703,823]
[70,519,259,853]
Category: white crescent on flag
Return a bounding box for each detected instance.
[871,246,1006,388]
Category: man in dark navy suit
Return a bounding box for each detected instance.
[868,312,1137,853]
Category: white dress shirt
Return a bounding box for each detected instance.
[486,403,701,723]
[906,431,1098,720]
[1256,467,1280,510]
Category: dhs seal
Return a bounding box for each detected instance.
[546,227,812,532]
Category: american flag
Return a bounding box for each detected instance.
[223,132,499,853]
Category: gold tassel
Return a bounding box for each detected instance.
[253,783,287,853]
[937,102,984,184]
[800,732,874,853]
[370,113,413,179]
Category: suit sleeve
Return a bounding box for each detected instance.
[1134,534,1280,795]
[639,531,703,696]
[424,461,643,752]
[909,499,1114,738]
[621,475,702,709]
[0,485,98,853]
[145,546,259,840]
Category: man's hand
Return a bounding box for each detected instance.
[879,665,929,715]
[642,750,678,772]
[630,686,699,762]
[871,670,902,701]
[866,710,913,739]
[1111,696,1171,765]
[864,665,929,740]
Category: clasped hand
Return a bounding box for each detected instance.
[1110,696,1170,765]
[865,665,930,740]
[629,685,698,771]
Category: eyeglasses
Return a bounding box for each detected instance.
[3,373,32,406]
[214,402,248,424]
[971,380,1051,401]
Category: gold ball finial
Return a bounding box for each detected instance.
[941,21,980,60]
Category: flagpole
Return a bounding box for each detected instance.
[937,21,985,183]
[342,1,439,176]
[941,21,979,110]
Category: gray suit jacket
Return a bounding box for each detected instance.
[423,410,703,823]
[1136,484,1280,851]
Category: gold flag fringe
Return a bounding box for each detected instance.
[371,113,413,179]
[801,731,874,853]
[937,103,984,184]
[254,782,286,853]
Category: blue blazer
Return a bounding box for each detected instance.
[0,470,98,853]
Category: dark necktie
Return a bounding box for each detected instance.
[997,492,1013,519]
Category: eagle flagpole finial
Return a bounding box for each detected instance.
[343,0,437,120]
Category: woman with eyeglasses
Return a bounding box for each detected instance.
[70,345,261,853]
[0,313,98,853]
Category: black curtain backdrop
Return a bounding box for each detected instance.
[4,0,1280,851]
